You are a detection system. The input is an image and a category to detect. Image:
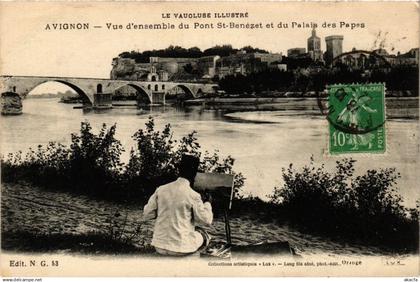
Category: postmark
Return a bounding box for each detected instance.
[327,83,386,154]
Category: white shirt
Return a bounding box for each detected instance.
[143,177,213,253]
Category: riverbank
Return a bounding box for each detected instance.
[1,100,418,256]
[1,182,402,256]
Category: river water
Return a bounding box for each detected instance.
[1,98,419,208]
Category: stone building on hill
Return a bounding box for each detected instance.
[216,51,283,78]
[324,35,344,65]
[287,48,306,58]
[307,28,323,61]
[110,50,282,81]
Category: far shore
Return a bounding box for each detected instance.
[185,96,419,104]
[110,96,419,119]
[183,96,419,119]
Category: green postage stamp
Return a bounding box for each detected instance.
[327,83,386,154]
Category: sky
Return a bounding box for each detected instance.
[0,1,419,83]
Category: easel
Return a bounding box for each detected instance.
[196,172,294,257]
[194,172,235,251]
[223,176,235,246]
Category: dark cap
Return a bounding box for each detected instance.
[179,154,200,185]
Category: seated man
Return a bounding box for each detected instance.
[143,155,213,256]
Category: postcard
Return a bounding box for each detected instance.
[0,1,419,277]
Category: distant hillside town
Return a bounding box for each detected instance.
[111,47,282,82]
[111,29,419,84]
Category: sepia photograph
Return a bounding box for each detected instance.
[0,1,418,277]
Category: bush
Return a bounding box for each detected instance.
[1,122,124,197]
[123,117,245,202]
[1,117,245,204]
[68,122,124,195]
[1,142,71,186]
[269,157,419,251]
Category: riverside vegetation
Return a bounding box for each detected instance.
[1,117,418,254]
[1,117,244,204]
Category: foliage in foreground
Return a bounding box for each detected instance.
[1,117,244,203]
[269,157,419,251]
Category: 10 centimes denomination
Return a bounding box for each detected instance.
[327,83,386,154]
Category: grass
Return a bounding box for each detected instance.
[1,231,155,255]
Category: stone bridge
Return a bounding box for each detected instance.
[0,75,217,111]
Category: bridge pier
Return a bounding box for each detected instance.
[150,92,165,105]
[1,92,22,115]
[93,93,113,109]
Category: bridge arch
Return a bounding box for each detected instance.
[164,84,196,103]
[20,80,93,104]
[114,83,151,104]
[176,85,195,98]
[176,85,195,97]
